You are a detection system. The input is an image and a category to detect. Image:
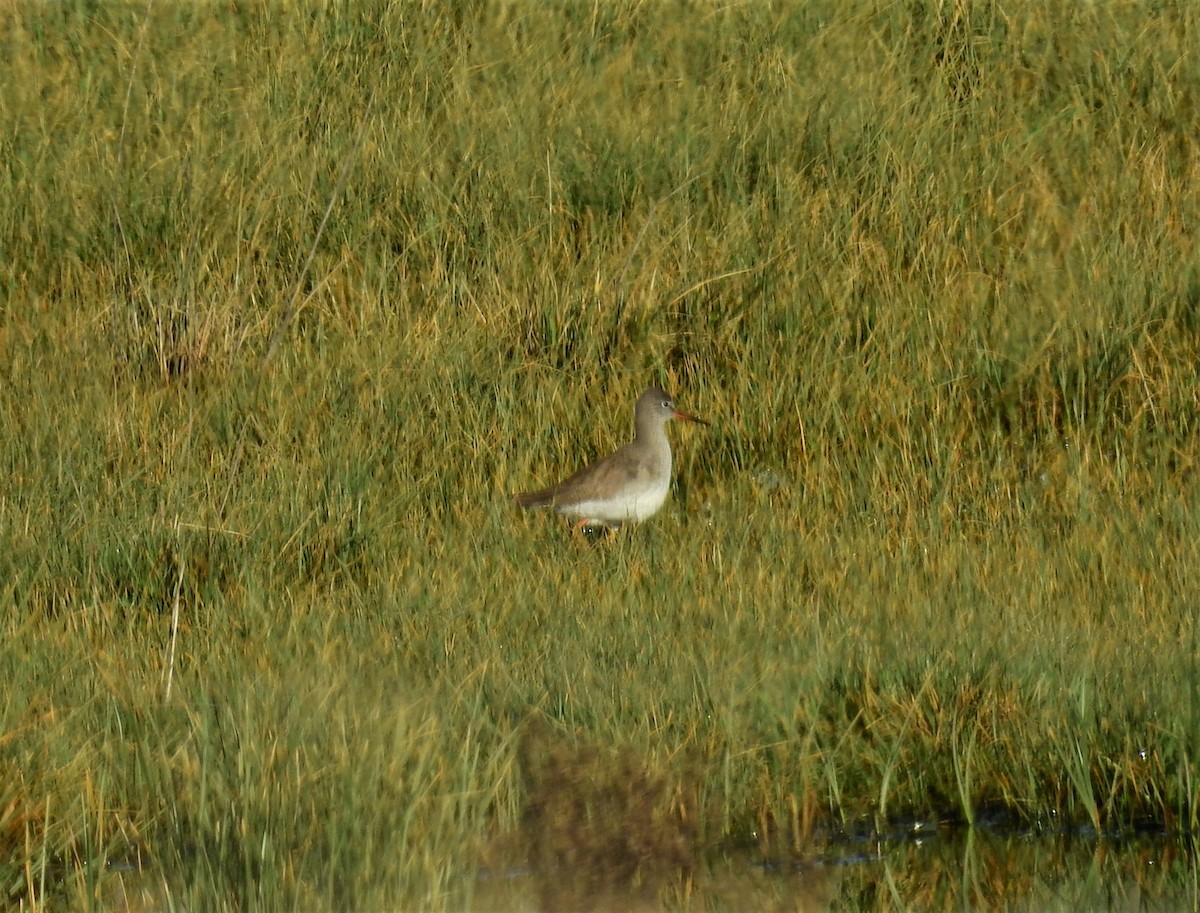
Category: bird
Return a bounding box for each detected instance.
[514,385,708,530]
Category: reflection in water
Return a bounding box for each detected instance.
[478,725,1195,912]
[862,828,1184,913]
[87,829,1198,911]
[470,830,1195,912]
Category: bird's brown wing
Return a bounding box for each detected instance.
[514,443,648,509]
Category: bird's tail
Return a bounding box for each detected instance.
[513,489,556,509]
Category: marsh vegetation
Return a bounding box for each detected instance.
[3,0,1200,909]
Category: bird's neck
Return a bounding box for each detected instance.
[634,418,671,452]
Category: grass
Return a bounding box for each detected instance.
[2,0,1200,908]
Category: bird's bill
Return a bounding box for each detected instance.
[673,410,709,426]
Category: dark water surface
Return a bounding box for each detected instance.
[89,828,1194,911]
[469,828,1196,912]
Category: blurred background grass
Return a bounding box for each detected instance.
[2,0,1200,908]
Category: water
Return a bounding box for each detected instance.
[469,828,1197,912]
[87,827,1197,912]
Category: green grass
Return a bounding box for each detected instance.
[3,0,1200,908]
